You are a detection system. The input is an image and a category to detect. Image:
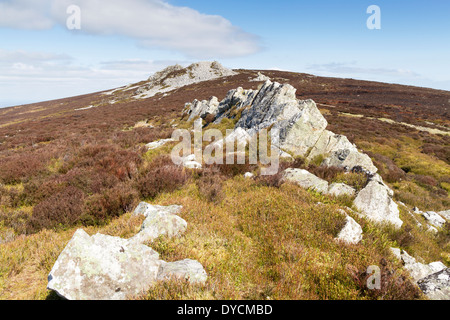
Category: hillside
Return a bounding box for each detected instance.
[0,62,449,300]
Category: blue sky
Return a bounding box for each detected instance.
[0,0,449,108]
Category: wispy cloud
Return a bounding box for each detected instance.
[307,62,421,79]
[0,0,261,59]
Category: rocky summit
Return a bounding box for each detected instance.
[134,61,237,99]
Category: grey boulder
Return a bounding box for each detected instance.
[48,229,161,300]
[418,268,450,300]
[335,215,363,245]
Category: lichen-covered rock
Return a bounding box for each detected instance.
[354,175,403,228]
[282,168,329,193]
[390,248,446,282]
[130,202,187,244]
[183,97,219,121]
[307,131,377,174]
[438,210,450,221]
[47,229,162,300]
[183,80,378,173]
[335,215,363,244]
[417,268,450,300]
[157,259,208,284]
[48,203,207,300]
[146,138,174,150]
[327,183,356,197]
[133,202,183,218]
[422,211,447,229]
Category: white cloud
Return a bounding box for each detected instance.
[0,0,261,59]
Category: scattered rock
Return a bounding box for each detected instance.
[129,202,187,244]
[244,172,254,179]
[438,210,450,221]
[327,183,356,197]
[157,259,208,284]
[180,154,202,169]
[417,268,450,300]
[250,72,270,82]
[146,138,174,150]
[354,175,403,229]
[335,215,363,244]
[422,211,446,229]
[282,168,329,194]
[390,248,446,282]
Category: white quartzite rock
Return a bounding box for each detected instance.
[48,229,162,300]
[390,248,446,282]
[135,61,237,99]
[146,138,174,150]
[422,211,446,229]
[335,215,363,245]
[282,168,329,194]
[48,203,207,300]
[327,183,356,197]
[354,175,403,229]
[129,203,187,244]
[157,259,208,284]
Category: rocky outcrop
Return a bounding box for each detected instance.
[417,268,450,300]
[135,61,237,99]
[183,79,402,227]
[183,80,378,174]
[390,247,449,299]
[48,203,207,300]
[307,131,377,173]
[354,174,403,228]
[184,97,220,122]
